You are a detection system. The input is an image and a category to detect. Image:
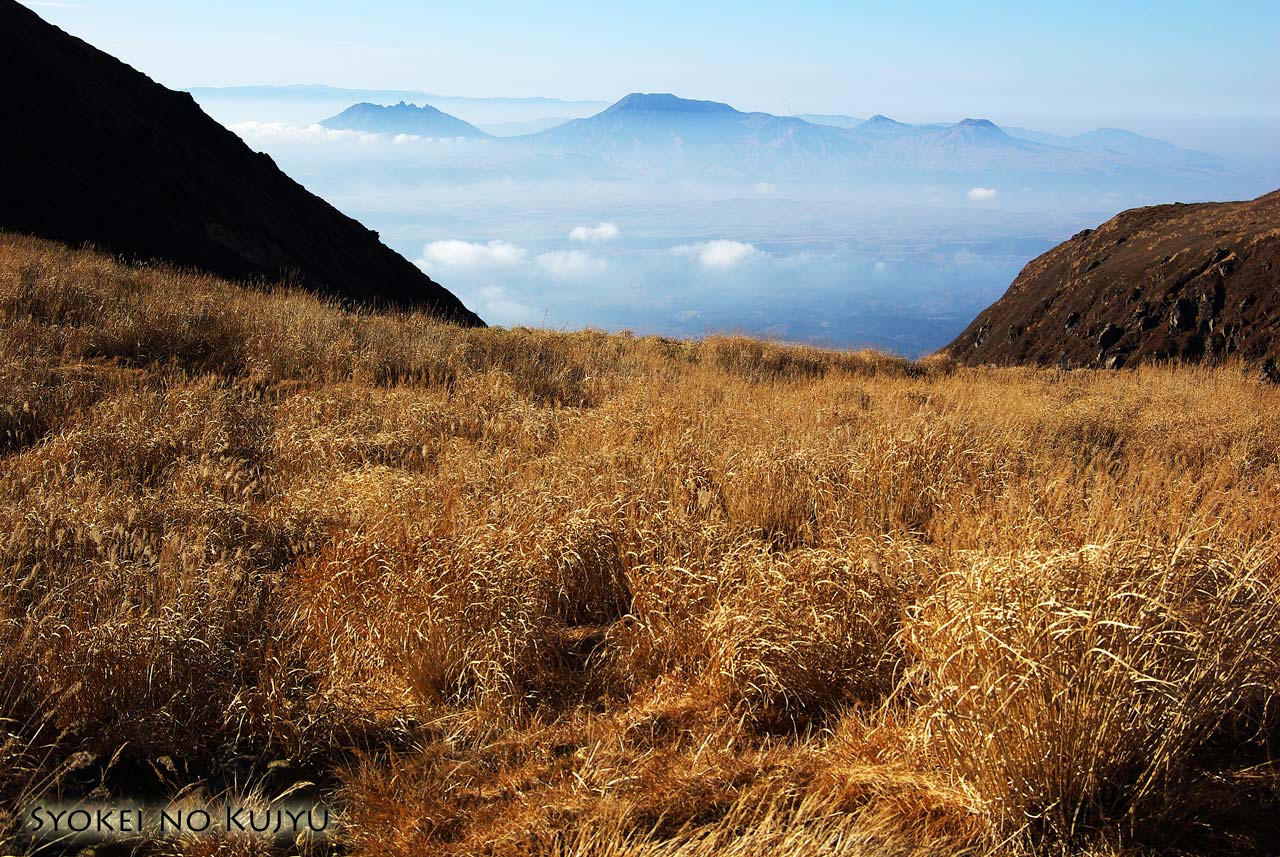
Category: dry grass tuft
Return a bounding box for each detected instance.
[904,542,1280,846]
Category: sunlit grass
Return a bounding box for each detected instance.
[3,233,1280,854]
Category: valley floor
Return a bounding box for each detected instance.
[3,234,1280,855]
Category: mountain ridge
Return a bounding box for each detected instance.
[513,93,1230,179]
[944,189,1280,369]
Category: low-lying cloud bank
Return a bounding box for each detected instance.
[419,236,766,277]
[418,241,607,279]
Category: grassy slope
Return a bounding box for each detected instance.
[3,233,1280,855]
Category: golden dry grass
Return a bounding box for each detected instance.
[3,232,1280,855]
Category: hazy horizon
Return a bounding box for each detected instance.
[21,0,1280,161]
[184,83,1279,164]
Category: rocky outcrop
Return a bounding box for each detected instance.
[946,190,1280,369]
[0,1,482,324]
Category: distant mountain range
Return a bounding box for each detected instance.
[802,115,1222,171]
[190,84,607,110]
[321,101,491,138]
[847,116,1111,173]
[1003,126,1223,170]
[304,92,1236,182]
[522,93,869,176]
[543,96,1239,180]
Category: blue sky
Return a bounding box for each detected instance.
[22,1,1280,155]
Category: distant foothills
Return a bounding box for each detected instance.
[201,86,1237,185]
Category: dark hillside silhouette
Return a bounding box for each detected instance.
[0,0,482,323]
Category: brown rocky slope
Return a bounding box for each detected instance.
[0,0,482,324]
[946,189,1279,371]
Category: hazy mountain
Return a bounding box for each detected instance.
[795,113,865,128]
[839,113,931,140]
[321,101,491,138]
[807,114,1098,171]
[515,95,1236,182]
[0,1,482,323]
[524,93,871,176]
[946,189,1280,368]
[189,84,609,127]
[855,118,1104,172]
[1006,126,1223,172]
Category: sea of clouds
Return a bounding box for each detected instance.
[225,121,1123,354]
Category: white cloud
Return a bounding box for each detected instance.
[673,239,764,269]
[536,250,607,278]
[967,186,999,201]
[569,222,620,242]
[417,239,528,269]
[754,182,778,195]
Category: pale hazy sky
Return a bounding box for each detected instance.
[21,0,1280,158]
